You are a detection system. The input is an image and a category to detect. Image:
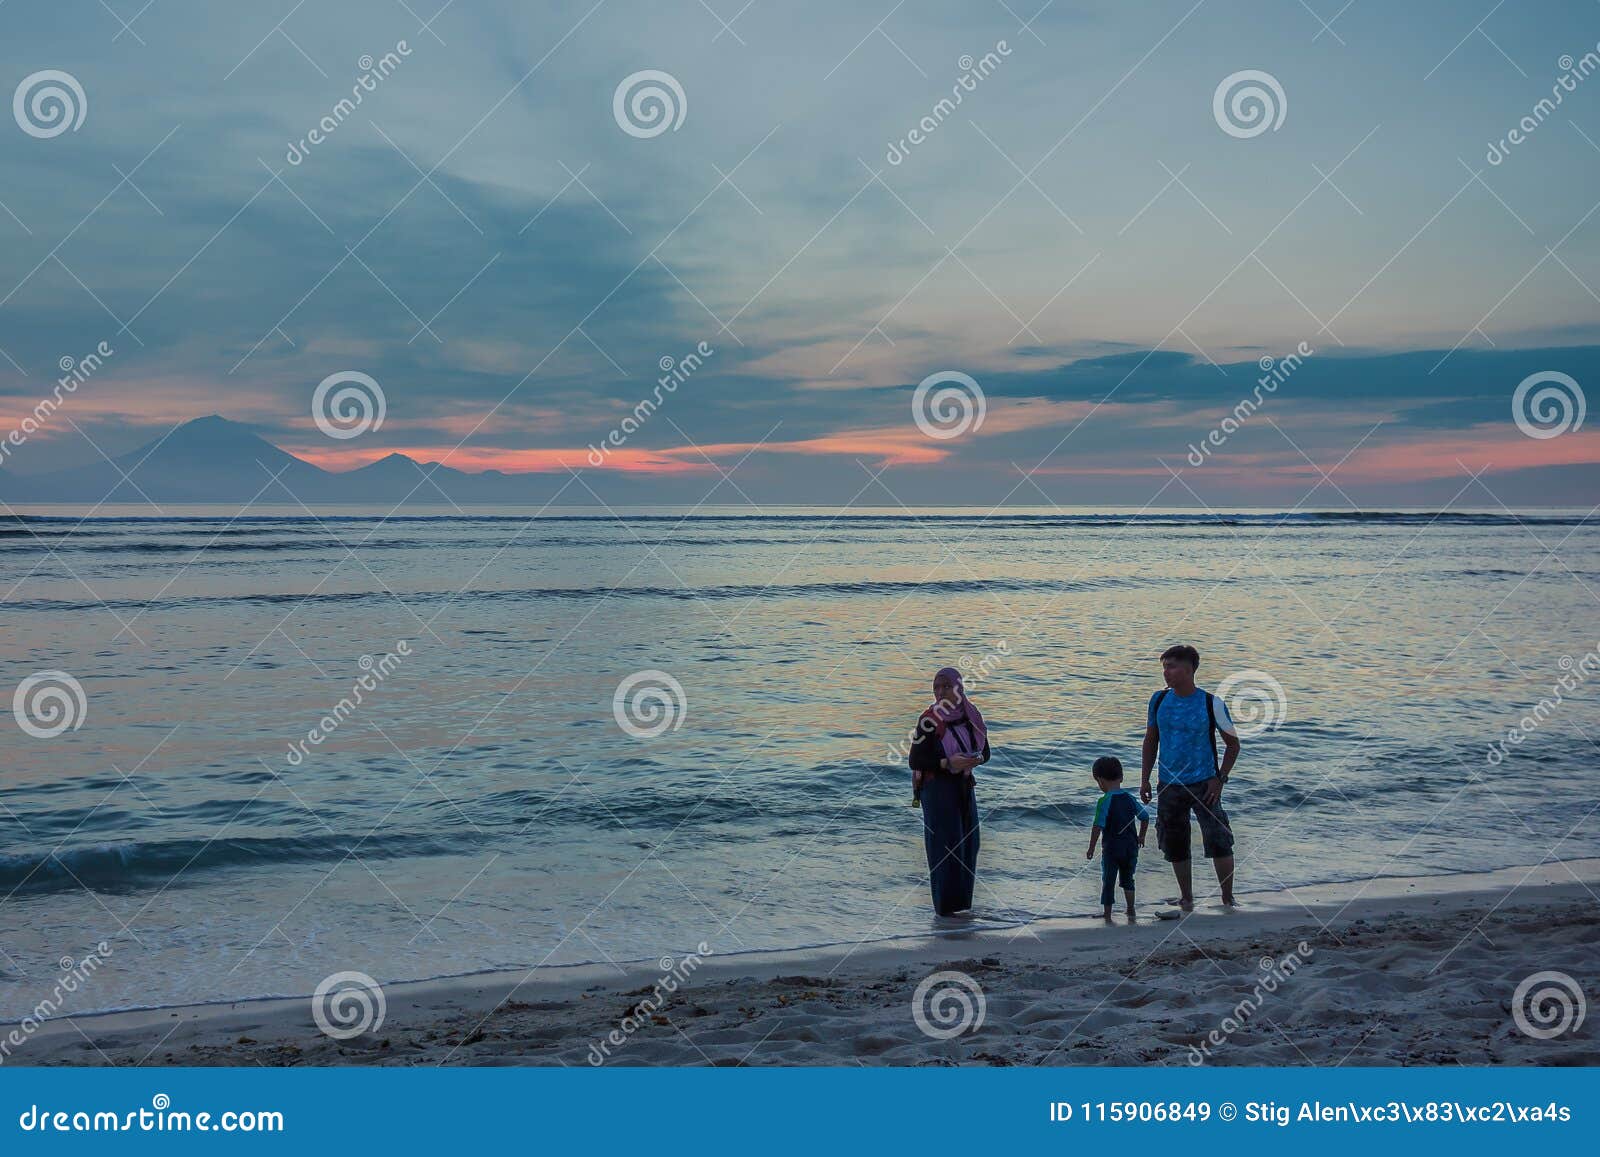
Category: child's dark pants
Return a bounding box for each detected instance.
[1100,849,1137,908]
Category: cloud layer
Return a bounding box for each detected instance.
[2,0,1598,507]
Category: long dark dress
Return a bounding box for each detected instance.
[908,718,989,915]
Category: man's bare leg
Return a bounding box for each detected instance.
[1171,859,1194,909]
[1213,855,1235,905]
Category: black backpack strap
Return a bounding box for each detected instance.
[1206,691,1220,772]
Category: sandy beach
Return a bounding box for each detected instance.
[15,861,1597,1067]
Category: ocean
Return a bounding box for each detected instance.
[2,506,1596,1018]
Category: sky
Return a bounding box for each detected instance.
[1,0,1599,506]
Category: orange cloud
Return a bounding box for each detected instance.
[288,396,1154,475]
[1033,424,1600,483]
[1336,425,1600,481]
[291,436,945,473]
[290,444,719,474]
[671,398,1146,468]
[675,433,950,467]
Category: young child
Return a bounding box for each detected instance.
[1085,755,1151,920]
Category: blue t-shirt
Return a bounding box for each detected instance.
[1093,789,1151,858]
[1148,687,1235,785]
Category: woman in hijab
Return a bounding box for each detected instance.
[907,666,990,917]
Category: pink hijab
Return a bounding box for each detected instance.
[921,666,987,760]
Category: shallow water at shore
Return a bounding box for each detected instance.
[2,505,1596,1016]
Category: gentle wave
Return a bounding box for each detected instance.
[0,533,886,554]
[7,752,1528,898]
[0,832,463,896]
[5,510,1592,527]
[2,574,1141,613]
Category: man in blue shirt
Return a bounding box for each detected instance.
[1140,644,1241,910]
